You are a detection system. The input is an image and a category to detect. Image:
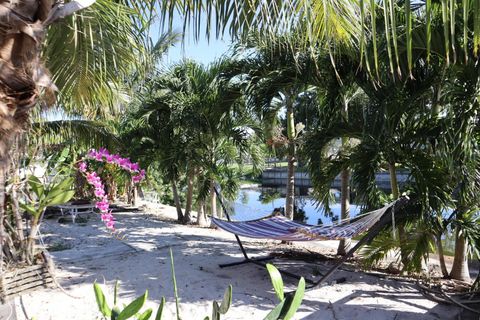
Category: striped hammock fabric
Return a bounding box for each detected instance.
[211,205,391,241]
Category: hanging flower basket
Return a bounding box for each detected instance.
[0,263,53,303]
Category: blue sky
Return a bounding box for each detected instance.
[150,14,233,66]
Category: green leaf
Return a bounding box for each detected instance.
[170,248,181,320]
[117,290,148,320]
[137,308,153,320]
[441,0,451,63]
[19,203,40,217]
[212,301,220,320]
[426,0,432,62]
[93,283,112,317]
[112,306,121,320]
[45,190,75,206]
[405,0,413,75]
[266,264,284,301]
[114,281,119,306]
[280,277,305,320]
[463,0,469,63]
[28,175,44,199]
[155,297,166,320]
[370,0,379,76]
[262,300,286,320]
[218,285,232,314]
[57,146,70,163]
[45,177,74,201]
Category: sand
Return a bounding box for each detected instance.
[10,201,463,320]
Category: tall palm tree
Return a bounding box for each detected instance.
[235,31,324,219]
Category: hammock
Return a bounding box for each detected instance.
[211,206,387,242]
[212,185,409,288]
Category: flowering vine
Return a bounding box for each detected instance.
[77,148,145,230]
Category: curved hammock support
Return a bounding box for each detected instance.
[212,186,410,288]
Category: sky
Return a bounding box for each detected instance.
[150,14,233,66]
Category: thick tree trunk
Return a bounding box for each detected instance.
[285,94,296,220]
[171,180,184,222]
[184,169,194,224]
[450,209,470,281]
[436,233,449,278]
[337,168,351,255]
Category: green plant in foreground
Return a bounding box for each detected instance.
[264,264,306,320]
[94,249,304,319]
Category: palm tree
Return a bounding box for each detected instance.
[235,31,323,219]
[122,58,263,224]
[166,0,480,77]
[438,61,480,282]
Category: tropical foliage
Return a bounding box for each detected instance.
[2,0,480,293]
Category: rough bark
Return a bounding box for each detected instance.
[171,180,184,222]
[450,209,471,281]
[285,94,295,220]
[184,168,194,224]
[0,166,5,272]
[337,168,351,255]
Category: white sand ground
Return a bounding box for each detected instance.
[10,202,463,320]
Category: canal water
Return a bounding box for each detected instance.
[231,187,361,225]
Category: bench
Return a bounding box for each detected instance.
[57,202,95,223]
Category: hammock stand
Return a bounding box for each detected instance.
[213,187,410,288]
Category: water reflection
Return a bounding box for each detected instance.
[231,187,360,225]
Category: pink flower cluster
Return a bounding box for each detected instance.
[87,148,145,183]
[85,171,115,229]
[77,148,145,230]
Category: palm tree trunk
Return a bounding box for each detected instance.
[0,166,5,272]
[210,181,217,223]
[133,185,138,207]
[389,163,407,265]
[171,180,184,222]
[337,168,351,255]
[450,209,470,281]
[197,201,208,227]
[436,233,449,278]
[337,100,351,256]
[285,94,296,220]
[184,168,194,224]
